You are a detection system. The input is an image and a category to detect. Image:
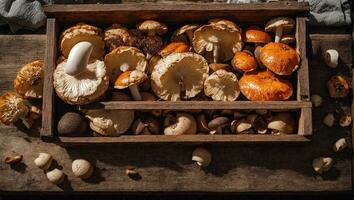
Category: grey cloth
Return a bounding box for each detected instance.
[0,0,46,32]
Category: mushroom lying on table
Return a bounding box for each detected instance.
[0,92,31,128]
[171,24,200,45]
[114,70,147,101]
[265,17,295,43]
[204,69,240,101]
[151,52,209,101]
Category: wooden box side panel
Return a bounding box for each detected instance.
[298,107,312,136]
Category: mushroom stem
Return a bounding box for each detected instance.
[129,85,142,101]
[274,27,283,42]
[213,44,219,63]
[120,63,130,72]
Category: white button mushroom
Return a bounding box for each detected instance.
[34,153,53,170]
[312,157,334,174]
[310,94,323,107]
[164,113,197,135]
[72,159,93,179]
[192,147,212,167]
[333,138,348,153]
[46,168,65,184]
[65,41,93,76]
[323,113,335,127]
[324,49,339,68]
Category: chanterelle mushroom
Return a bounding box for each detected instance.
[164,112,197,135]
[104,24,136,51]
[151,52,209,101]
[193,22,243,63]
[171,24,200,45]
[265,17,295,43]
[0,92,30,127]
[14,60,44,99]
[104,46,147,82]
[114,70,147,101]
[60,23,105,59]
[204,69,240,101]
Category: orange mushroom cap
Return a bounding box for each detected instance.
[114,70,147,89]
[231,51,258,72]
[159,42,190,57]
[242,26,272,44]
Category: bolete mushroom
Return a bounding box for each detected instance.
[231,51,258,72]
[208,116,230,134]
[259,42,300,75]
[171,24,200,45]
[193,22,243,63]
[57,112,88,136]
[151,52,209,101]
[327,75,350,98]
[114,70,147,101]
[104,24,136,51]
[204,69,240,101]
[60,23,105,59]
[231,118,253,134]
[239,70,293,101]
[104,46,147,82]
[267,112,295,134]
[164,113,197,135]
[65,42,93,76]
[0,92,30,127]
[265,17,295,43]
[14,60,44,99]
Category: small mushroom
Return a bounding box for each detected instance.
[159,42,190,58]
[34,153,53,170]
[5,154,23,165]
[242,26,272,46]
[339,114,351,127]
[65,41,93,76]
[232,118,253,134]
[204,69,240,101]
[171,24,200,45]
[114,70,147,101]
[46,169,65,184]
[267,113,295,134]
[192,147,212,167]
[327,75,350,98]
[323,113,335,127]
[207,116,230,134]
[104,24,136,51]
[254,116,268,134]
[209,63,233,73]
[333,138,348,152]
[131,118,148,135]
[14,60,44,99]
[280,35,295,44]
[208,18,240,31]
[0,92,30,127]
[312,157,333,174]
[164,113,197,135]
[197,114,210,133]
[324,49,339,68]
[310,94,323,107]
[231,51,258,72]
[72,159,93,179]
[265,17,295,43]
[164,113,176,127]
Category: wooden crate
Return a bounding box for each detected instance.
[42,2,312,145]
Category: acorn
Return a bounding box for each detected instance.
[57,112,88,136]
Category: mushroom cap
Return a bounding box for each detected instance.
[267,112,295,134]
[136,20,167,35]
[193,23,243,62]
[260,42,300,75]
[231,51,258,72]
[204,69,240,101]
[280,35,296,44]
[104,46,147,82]
[159,42,190,58]
[239,70,293,101]
[53,59,109,105]
[151,52,209,101]
[265,17,295,34]
[114,70,147,89]
[85,109,134,136]
[104,24,134,51]
[60,23,105,59]
[0,92,29,125]
[171,24,200,43]
[242,26,272,43]
[14,60,44,99]
[208,18,240,31]
[209,63,233,73]
[164,112,197,135]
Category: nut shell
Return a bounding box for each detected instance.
[57,112,88,136]
[72,159,93,179]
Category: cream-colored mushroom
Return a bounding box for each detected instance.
[207,116,230,134]
[312,157,334,174]
[231,119,253,134]
[204,69,240,101]
[324,49,339,68]
[46,168,65,184]
[265,17,295,43]
[34,153,53,170]
[164,113,197,135]
[323,113,335,127]
[310,94,322,107]
[333,138,348,152]
[192,147,212,167]
[104,24,136,51]
[65,42,93,76]
[72,159,93,179]
[267,113,295,134]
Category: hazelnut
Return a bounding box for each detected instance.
[72,159,93,179]
[323,113,335,127]
[34,153,53,170]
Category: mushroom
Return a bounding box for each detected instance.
[46,169,65,184]
[14,60,44,99]
[57,112,88,136]
[259,42,300,75]
[151,52,209,101]
[192,147,212,167]
[34,153,53,170]
[339,114,351,127]
[267,113,295,134]
[29,106,42,120]
[125,167,141,180]
[239,70,293,101]
[327,75,350,98]
[265,17,295,43]
[164,113,197,135]
[333,138,348,152]
[65,42,93,76]
[231,119,253,134]
[324,49,339,68]
[242,26,272,46]
[312,157,333,174]
[5,154,23,165]
[207,116,230,134]
[159,42,190,58]
[204,70,240,101]
[72,159,93,179]
[208,63,233,73]
[310,94,323,107]
[231,51,258,72]
[53,59,109,105]
[323,113,335,127]
[104,46,147,82]
[193,22,243,63]
[208,18,240,31]
[0,92,30,127]
[197,114,210,133]
[137,20,167,59]
[104,24,136,51]
[171,24,200,45]
[60,23,105,59]
[114,70,147,101]
[280,35,296,44]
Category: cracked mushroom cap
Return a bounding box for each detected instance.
[151,52,209,101]
[114,70,147,89]
[204,69,240,101]
[242,26,272,43]
[104,24,134,51]
[14,60,44,99]
[104,46,147,82]
[60,23,105,60]
[85,109,134,136]
[208,18,240,31]
[171,24,200,43]
[54,59,109,105]
[231,51,258,72]
[193,23,243,63]
[137,20,168,35]
[265,17,295,34]
[0,92,29,125]
[239,70,293,101]
[260,42,300,75]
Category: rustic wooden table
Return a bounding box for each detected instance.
[0,32,352,193]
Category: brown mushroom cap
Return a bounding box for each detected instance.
[239,70,293,101]
[209,63,233,73]
[242,26,272,44]
[114,70,147,89]
[60,23,105,59]
[159,42,190,58]
[137,20,167,36]
[265,17,295,34]
[259,42,300,75]
[204,69,240,101]
[171,24,200,44]
[14,60,44,99]
[104,24,135,51]
[208,18,240,31]
[0,92,29,125]
[231,51,258,72]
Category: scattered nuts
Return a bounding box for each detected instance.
[5,154,23,165]
[72,159,93,179]
[333,138,348,152]
[34,153,53,170]
[208,116,229,134]
[310,94,322,107]
[323,113,335,127]
[46,168,65,184]
[327,75,350,98]
[312,157,333,174]
[339,114,352,127]
[57,112,88,136]
[192,147,212,167]
[267,113,295,134]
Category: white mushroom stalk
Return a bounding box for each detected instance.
[65,41,93,76]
